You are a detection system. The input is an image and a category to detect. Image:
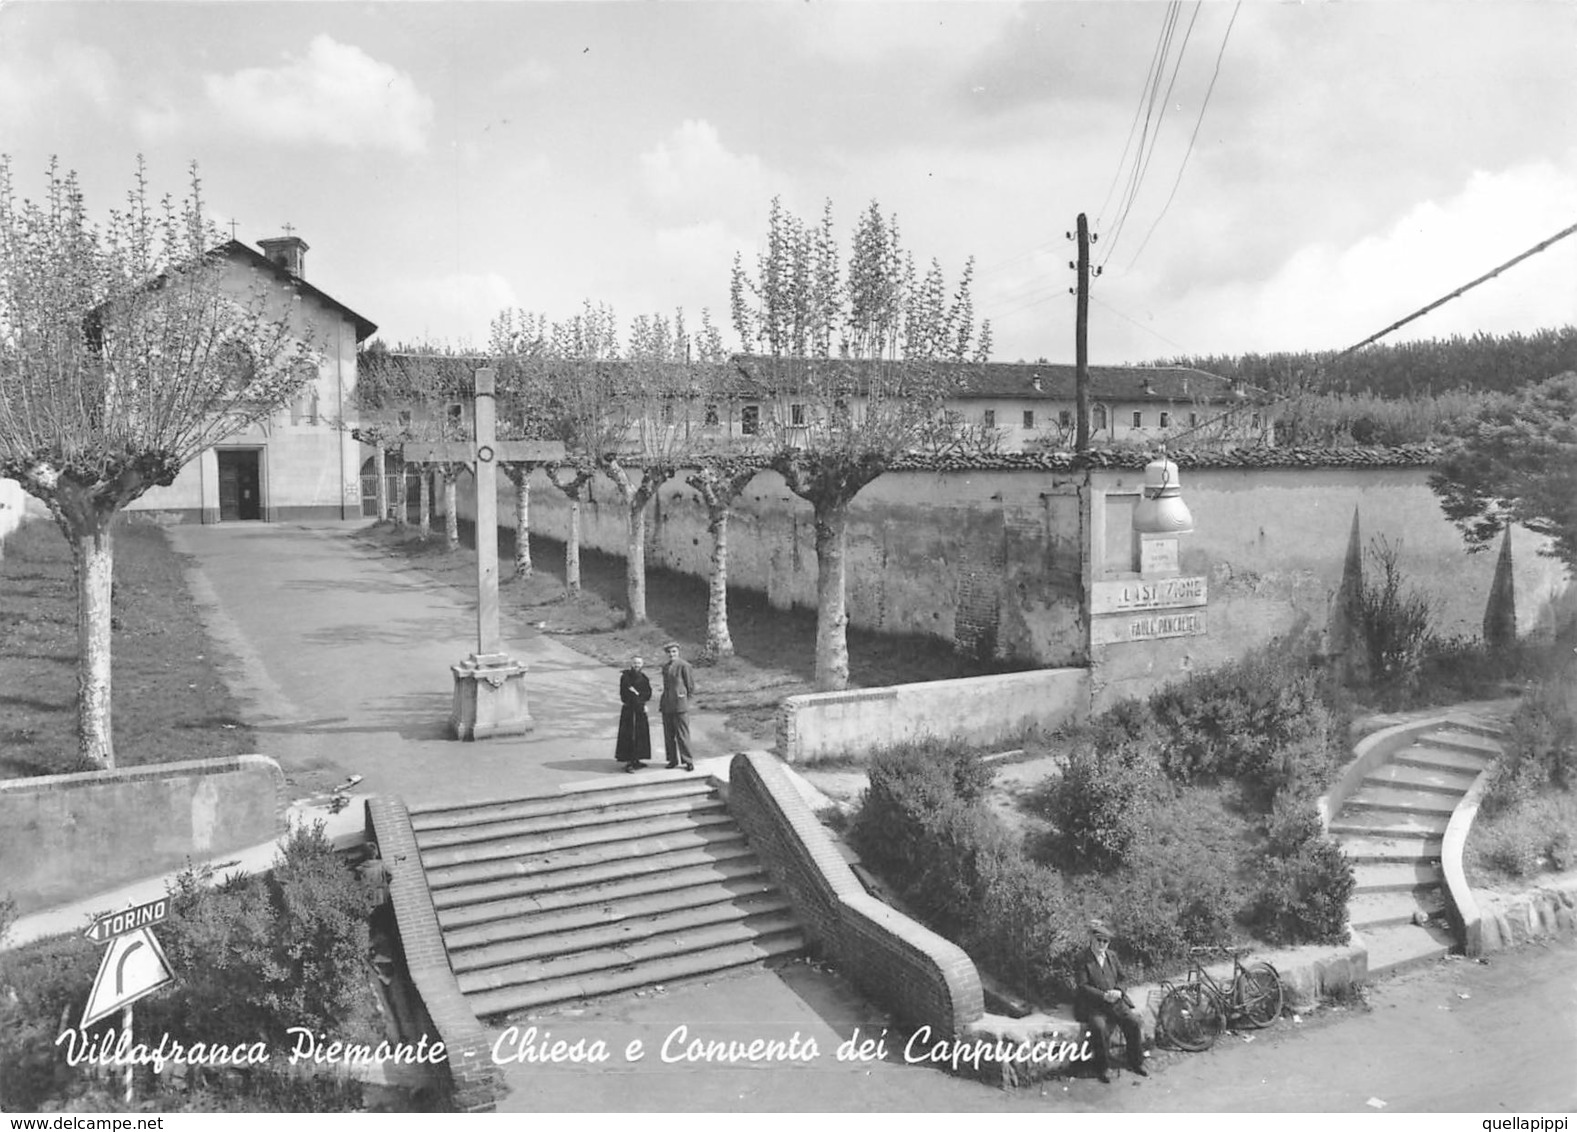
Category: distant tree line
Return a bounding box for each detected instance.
[1159,326,1577,399]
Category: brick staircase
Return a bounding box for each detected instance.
[1328,723,1504,976]
[407,775,805,1020]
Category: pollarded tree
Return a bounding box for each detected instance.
[0,158,316,767]
[354,342,480,545]
[600,308,727,626]
[540,302,625,595]
[1430,370,1577,573]
[687,453,766,660]
[730,197,991,690]
[489,308,554,578]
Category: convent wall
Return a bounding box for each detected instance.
[453,450,1572,709]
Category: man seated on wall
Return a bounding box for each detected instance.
[1073,918,1149,1084]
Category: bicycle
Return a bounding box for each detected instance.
[1155,946,1284,1052]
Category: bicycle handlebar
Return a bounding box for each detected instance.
[1188,945,1252,957]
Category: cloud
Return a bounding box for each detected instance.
[204,35,433,154]
[374,272,521,350]
[777,2,1020,63]
[0,41,120,127]
[636,120,773,228]
[1108,159,1577,358]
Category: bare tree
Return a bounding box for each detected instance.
[730,197,990,690]
[0,158,316,767]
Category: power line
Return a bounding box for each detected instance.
[1126,2,1241,271]
[1118,3,1202,253]
[1089,293,1194,354]
[1103,3,1181,258]
[1337,220,1577,357]
[1103,2,1198,265]
[1097,6,1178,227]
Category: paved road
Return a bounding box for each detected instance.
[488,937,1577,1113]
[168,520,753,804]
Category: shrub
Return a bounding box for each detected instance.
[1357,537,1437,692]
[1044,746,1155,871]
[851,738,1000,935]
[140,821,377,1049]
[1246,837,1355,945]
[1147,643,1341,802]
[1264,793,1325,858]
[958,850,1078,1003]
[0,932,103,1111]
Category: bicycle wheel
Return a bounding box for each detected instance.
[1157,984,1224,1052]
[1233,962,1284,1029]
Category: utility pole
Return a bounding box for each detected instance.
[1069,214,1097,454]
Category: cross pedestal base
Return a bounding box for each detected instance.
[449,653,535,741]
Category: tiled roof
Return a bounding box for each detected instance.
[728,355,1264,404]
[887,444,1441,473]
[220,240,378,342]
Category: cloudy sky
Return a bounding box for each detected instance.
[1,1,1572,364]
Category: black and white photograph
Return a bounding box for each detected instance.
[1,0,1574,1119]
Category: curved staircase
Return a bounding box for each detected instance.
[1328,721,1504,975]
[408,775,805,1020]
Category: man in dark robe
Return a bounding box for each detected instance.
[1073,918,1148,1083]
[615,655,652,772]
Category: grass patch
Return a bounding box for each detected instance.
[1465,792,1577,886]
[0,518,254,779]
[357,519,1029,742]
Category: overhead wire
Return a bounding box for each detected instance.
[1102,2,1195,265]
[1109,2,1202,263]
[1337,220,1577,356]
[1126,1,1241,271]
[1096,6,1179,228]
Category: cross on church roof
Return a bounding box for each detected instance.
[228,219,239,240]
[282,222,295,238]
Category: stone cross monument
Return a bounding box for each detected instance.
[405,367,565,739]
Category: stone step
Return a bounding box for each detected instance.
[1422,729,1503,756]
[1392,744,1495,776]
[1335,835,1443,865]
[419,810,738,875]
[437,850,763,928]
[456,911,804,998]
[1352,861,1442,895]
[1343,786,1459,816]
[416,794,726,849]
[411,778,716,831]
[1364,762,1480,796]
[1329,809,1452,839]
[1349,889,1447,931]
[1362,920,1456,979]
[430,828,750,905]
[466,931,806,1020]
[444,866,778,950]
[450,890,794,973]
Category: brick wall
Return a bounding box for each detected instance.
[365,798,502,1113]
[0,755,286,914]
[726,751,984,1036]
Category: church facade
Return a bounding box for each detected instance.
[124,235,377,523]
